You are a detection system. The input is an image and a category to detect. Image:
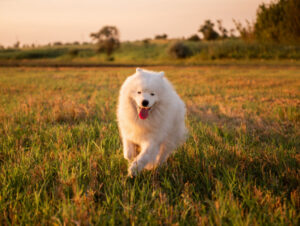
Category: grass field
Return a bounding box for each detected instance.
[0,66,299,225]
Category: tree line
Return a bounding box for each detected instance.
[88,0,299,57]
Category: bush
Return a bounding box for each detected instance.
[187,34,201,42]
[142,39,151,45]
[168,42,192,59]
[68,48,79,57]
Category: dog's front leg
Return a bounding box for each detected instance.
[123,138,136,161]
[128,142,160,176]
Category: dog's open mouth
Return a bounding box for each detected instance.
[138,107,151,120]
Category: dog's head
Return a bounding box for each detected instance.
[128,68,165,120]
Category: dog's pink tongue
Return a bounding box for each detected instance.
[139,108,149,120]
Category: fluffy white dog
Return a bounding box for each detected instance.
[117,68,187,176]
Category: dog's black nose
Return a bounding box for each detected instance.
[142,100,149,107]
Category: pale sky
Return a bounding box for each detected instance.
[0,0,272,46]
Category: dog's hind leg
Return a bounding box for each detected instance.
[157,143,174,166]
[158,127,187,166]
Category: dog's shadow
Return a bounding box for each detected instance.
[125,106,298,204]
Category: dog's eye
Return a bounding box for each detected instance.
[137,91,141,94]
[151,93,155,96]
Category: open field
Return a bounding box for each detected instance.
[0,66,299,224]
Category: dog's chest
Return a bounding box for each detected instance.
[126,121,158,143]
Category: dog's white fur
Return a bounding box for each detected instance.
[117,68,187,176]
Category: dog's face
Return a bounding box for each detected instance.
[132,89,158,119]
[129,68,164,120]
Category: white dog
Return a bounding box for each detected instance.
[117,68,187,176]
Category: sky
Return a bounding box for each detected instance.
[0,0,272,47]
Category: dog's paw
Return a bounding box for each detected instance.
[128,162,139,177]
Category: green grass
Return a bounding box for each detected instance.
[0,39,299,67]
[0,66,299,224]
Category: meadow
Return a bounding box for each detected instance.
[0,66,299,225]
[1,39,300,67]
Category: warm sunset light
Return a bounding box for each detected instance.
[1,0,299,224]
[0,0,272,46]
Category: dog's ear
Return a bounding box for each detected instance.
[136,68,142,73]
[158,71,164,78]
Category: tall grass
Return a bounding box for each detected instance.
[0,66,299,224]
[192,39,300,60]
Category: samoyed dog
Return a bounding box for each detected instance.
[117,68,187,176]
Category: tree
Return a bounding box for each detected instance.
[13,41,20,49]
[254,0,300,44]
[229,28,236,38]
[53,42,62,46]
[233,19,255,41]
[217,20,228,39]
[198,20,219,41]
[90,26,120,56]
[155,34,168,40]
